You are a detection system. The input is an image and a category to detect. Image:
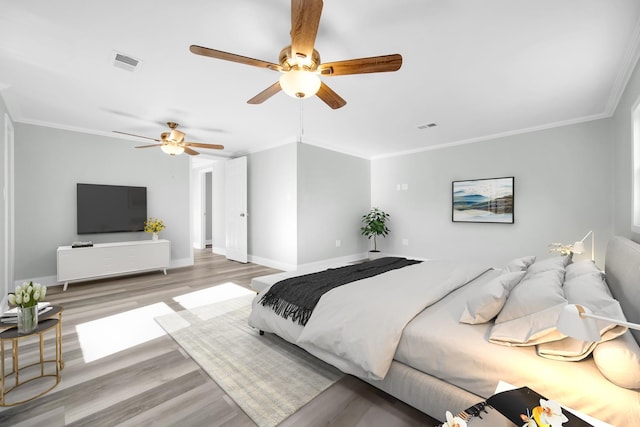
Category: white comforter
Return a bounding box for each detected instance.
[251,259,491,380]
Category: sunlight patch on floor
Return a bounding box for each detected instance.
[173,282,255,310]
[76,302,174,363]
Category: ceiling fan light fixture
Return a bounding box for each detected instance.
[279,69,321,99]
[161,143,185,156]
[169,129,185,143]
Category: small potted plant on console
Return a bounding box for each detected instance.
[144,217,166,240]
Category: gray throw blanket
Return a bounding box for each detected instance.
[259,257,422,326]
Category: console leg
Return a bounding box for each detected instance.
[63,282,68,292]
[162,268,167,275]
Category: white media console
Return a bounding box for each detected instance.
[57,239,171,291]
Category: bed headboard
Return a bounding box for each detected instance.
[605,236,640,345]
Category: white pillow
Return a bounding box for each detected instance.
[489,268,567,346]
[460,271,526,324]
[593,331,640,389]
[505,256,536,272]
[535,336,598,361]
[564,272,627,338]
[564,259,602,282]
[537,271,627,361]
[525,256,569,275]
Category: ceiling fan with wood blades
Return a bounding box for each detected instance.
[113,122,224,156]
[189,0,402,109]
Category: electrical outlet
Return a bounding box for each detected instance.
[336,240,341,247]
[402,238,409,246]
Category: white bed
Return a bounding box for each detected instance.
[249,237,640,425]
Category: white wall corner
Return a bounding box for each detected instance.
[170,257,194,270]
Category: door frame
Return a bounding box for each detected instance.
[4,114,14,310]
[200,169,213,249]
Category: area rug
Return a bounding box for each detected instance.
[155,292,343,427]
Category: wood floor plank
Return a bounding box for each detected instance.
[0,250,439,426]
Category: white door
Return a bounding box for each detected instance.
[225,157,247,263]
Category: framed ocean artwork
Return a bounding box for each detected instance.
[452,177,514,223]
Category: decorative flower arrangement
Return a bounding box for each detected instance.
[8,281,47,308]
[521,399,568,427]
[144,217,166,234]
[548,242,573,256]
[443,411,467,427]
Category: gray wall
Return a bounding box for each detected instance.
[371,119,613,268]
[0,96,8,308]
[13,123,192,284]
[612,52,640,243]
[248,143,298,269]
[247,142,370,269]
[297,143,370,264]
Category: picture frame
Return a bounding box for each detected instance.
[452,176,514,223]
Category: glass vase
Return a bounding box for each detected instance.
[17,305,38,334]
[152,232,158,241]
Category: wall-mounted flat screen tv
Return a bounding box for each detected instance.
[77,183,147,234]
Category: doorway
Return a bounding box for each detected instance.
[203,171,212,248]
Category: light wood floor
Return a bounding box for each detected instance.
[0,250,439,426]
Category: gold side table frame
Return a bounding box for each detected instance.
[0,306,64,406]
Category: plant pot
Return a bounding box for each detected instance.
[368,250,383,260]
[18,305,38,334]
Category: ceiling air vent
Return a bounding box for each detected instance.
[112,51,141,72]
[417,123,438,130]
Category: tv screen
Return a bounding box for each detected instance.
[77,183,147,234]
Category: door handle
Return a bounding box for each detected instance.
[240,213,245,217]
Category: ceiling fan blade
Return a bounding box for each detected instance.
[247,81,282,104]
[316,82,346,109]
[290,0,323,61]
[318,54,403,76]
[183,147,200,156]
[189,45,282,71]
[184,142,225,150]
[135,144,163,149]
[113,131,160,142]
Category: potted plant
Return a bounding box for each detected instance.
[361,207,390,259]
[8,281,47,334]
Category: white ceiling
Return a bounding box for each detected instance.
[1,0,639,159]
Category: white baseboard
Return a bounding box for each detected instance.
[170,257,194,269]
[248,255,297,271]
[296,253,369,271]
